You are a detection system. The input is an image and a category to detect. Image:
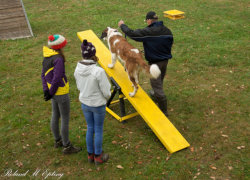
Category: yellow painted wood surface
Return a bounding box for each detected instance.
[77,30,190,153]
[164,10,185,20]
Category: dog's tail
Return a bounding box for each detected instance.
[139,60,161,79]
[149,64,161,79]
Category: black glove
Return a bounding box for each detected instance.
[44,90,53,101]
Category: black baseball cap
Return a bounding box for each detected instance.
[145,11,158,20]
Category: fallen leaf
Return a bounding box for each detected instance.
[190,147,194,152]
[15,160,23,167]
[228,166,233,170]
[112,141,117,144]
[117,165,124,169]
[96,167,101,171]
[156,157,160,160]
[36,142,41,146]
[166,156,170,162]
[88,169,93,172]
[214,155,220,160]
[210,176,216,180]
[137,161,143,164]
[210,165,217,170]
[221,134,228,138]
[237,146,245,150]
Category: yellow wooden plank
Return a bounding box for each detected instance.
[164,14,185,20]
[164,10,185,20]
[164,9,185,16]
[106,107,121,121]
[77,30,190,153]
[120,112,139,121]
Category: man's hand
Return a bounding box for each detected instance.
[118,20,124,27]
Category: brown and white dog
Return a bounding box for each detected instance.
[100,27,161,97]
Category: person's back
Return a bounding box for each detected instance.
[119,18,173,65]
[74,40,111,165]
[74,61,110,107]
[139,21,173,64]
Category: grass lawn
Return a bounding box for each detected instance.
[0,0,249,179]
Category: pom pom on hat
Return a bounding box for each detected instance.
[48,35,55,41]
[81,39,96,59]
[48,34,67,50]
[83,39,88,46]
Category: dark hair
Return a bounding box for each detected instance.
[90,55,99,62]
[56,49,66,62]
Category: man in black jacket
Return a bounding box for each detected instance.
[118,11,173,117]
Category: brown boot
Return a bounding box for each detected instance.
[88,153,94,163]
[94,152,109,165]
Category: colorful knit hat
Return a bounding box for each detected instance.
[81,39,96,59]
[48,34,67,50]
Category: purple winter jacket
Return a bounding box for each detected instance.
[41,46,69,96]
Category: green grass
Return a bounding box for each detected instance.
[0,0,249,179]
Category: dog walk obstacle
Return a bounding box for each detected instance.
[0,0,33,40]
[77,30,190,153]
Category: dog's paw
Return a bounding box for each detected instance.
[129,92,135,97]
[108,64,114,68]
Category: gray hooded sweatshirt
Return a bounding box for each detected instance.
[74,59,111,107]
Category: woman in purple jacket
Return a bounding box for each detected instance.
[41,34,81,154]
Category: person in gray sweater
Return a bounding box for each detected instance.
[74,40,111,165]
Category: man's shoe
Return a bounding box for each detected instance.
[54,139,63,148]
[94,152,109,165]
[63,143,82,154]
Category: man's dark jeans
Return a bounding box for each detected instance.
[150,60,169,116]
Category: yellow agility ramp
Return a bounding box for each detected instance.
[77,30,190,153]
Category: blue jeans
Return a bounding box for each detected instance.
[81,103,106,155]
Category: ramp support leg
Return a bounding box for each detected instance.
[106,77,138,122]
